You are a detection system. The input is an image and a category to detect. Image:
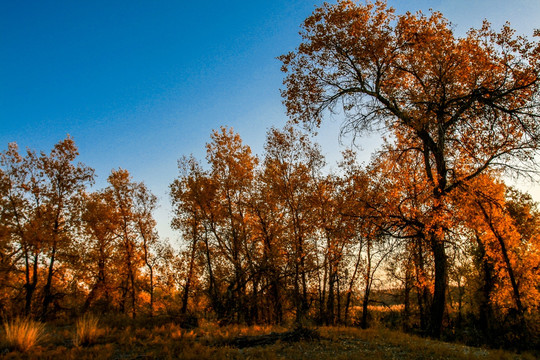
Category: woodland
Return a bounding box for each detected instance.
[1,0,540,358]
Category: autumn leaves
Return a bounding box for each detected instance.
[279,0,540,339]
[0,138,167,319]
[1,0,539,347]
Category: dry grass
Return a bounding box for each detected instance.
[2,317,46,352]
[1,320,536,359]
[74,314,102,347]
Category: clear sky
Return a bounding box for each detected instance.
[2,0,539,242]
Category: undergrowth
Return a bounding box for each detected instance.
[0,319,536,359]
[2,317,46,352]
[74,314,102,347]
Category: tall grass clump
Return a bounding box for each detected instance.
[3,317,46,352]
[75,314,101,347]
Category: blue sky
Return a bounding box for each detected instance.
[1,0,539,242]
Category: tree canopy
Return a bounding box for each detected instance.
[279,0,540,337]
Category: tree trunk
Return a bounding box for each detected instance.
[403,263,412,331]
[41,243,57,319]
[474,233,494,337]
[344,241,363,324]
[326,269,335,325]
[271,276,282,324]
[24,251,39,316]
[181,235,198,314]
[429,235,447,338]
[361,240,372,329]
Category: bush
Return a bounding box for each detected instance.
[3,317,46,352]
[75,314,101,347]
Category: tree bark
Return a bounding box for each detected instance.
[429,235,447,338]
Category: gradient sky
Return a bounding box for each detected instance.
[2,0,539,242]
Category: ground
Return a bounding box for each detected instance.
[1,321,536,359]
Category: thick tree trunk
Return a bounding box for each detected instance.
[429,236,447,338]
[83,266,108,313]
[473,233,494,336]
[413,236,429,332]
[270,276,282,324]
[24,251,39,316]
[326,269,335,325]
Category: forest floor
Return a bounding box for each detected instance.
[1,320,537,360]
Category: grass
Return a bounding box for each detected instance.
[74,314,102,347]
[0,320,536,359]
[2,317,46,352]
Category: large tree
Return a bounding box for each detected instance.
[280,0,540,337]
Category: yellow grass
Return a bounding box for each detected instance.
[74,314,101,347]
[2,317,46,352]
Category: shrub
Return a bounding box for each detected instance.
[75,314,101,347]
[3,317,46,352]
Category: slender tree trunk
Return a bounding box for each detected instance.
[144,254,154,317]
[140,228,154,317]
[120,278,127,314]
[294,253,301,323]
[122,221,136,319]
[250,277,259,325]
[182,235,198,314]
[414,242,428,332]
[122,237,136,318]
[336,270,342,323]
[148,267,154,316]
[203,229,221,317]
[129,258,136,319]
[344,241,363,324]
[41,242,57,319]
[478,203,525,318]
[320,253,327,324]
[403,263,412,331]
[299,236,309,323]
[361,240,372,329]
[257,210,283,324]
